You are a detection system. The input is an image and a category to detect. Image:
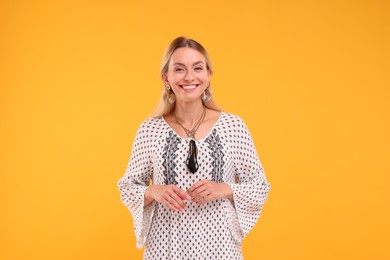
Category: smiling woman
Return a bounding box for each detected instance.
[165,47,210,104]
[118,36,271,260]
[155,36,220,117]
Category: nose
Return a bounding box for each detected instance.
[184,70,194,82]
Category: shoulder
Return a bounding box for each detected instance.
[219,112,248,130]
[217,112,254,144]
[136,117,168,135]
[131,117,169,149]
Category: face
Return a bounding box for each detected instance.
[163,47,211,104]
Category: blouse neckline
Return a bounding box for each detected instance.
[162,111,225,142]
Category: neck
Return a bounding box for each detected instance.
[174,100,205,125]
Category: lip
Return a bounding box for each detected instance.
[179,84,199,90]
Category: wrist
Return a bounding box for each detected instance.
[145,186,154,201]
[222,183,233,200]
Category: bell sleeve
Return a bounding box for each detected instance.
[225,116,271,241]
[118,122,156,249]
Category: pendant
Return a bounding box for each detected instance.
[186,139,198,173]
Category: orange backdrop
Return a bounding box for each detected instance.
[1,0,389,259]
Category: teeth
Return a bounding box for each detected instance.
[182,85,197,90]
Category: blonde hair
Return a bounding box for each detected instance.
[153,36,221,118]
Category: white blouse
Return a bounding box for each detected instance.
[118,112,271,260]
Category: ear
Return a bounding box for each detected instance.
[161,74,168,85]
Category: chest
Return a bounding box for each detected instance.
[151,130,235,190]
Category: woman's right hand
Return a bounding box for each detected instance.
[145,185,191,212]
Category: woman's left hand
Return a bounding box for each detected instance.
[187,180,233,205]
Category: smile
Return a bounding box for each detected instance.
[180,84,199,90]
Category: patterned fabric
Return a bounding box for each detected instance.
[205,129,224,183]
[118,112,271,260]
[163,131,181,185]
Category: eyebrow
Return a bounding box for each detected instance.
[172,61,205,66]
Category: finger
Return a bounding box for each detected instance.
[187,180,207,193]
[197,194,211,205]
[164,196,184,212]
[193,192,211,205]
[196,189,212,200]
[189,185,208,201]
[192,189,213,204]
[168,192,187,210]
[164,201,180,212]
[188,183,207,197]
[173,186,191,201]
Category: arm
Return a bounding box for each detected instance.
[224,116,271,239]
[117,122,155,249]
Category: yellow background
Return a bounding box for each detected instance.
[1,0,389,259]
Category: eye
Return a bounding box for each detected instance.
[175,67,184,72]
[194,66,203,71]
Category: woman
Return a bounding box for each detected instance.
[118,36,271,260]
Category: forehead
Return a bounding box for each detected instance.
[169,47,206,65]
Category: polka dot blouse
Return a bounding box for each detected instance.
[118,112,271,260]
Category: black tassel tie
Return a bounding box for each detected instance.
[186,139,199,173]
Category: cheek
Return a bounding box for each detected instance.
[168,72,183,83]
[200,73,210,82]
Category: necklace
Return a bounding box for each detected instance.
[174,107,206,173]
[174,106,206,140]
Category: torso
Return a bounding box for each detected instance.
[142,111,244,259]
